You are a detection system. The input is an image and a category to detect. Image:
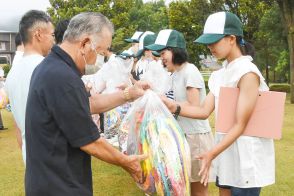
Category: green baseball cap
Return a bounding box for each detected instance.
[124,31,144,43]
[145,29,186,51]
[135,31,156,57]
[195,12,243,45]
[117,48,134,59]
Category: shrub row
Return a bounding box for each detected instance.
[269,83,290,93]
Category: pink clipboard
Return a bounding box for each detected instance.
[215,87,286,139]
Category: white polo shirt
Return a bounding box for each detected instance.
[5,54,44,164]
[12,51,24,67]
[208,55,275,188]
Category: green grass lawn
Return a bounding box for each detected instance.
[0,98,293,195]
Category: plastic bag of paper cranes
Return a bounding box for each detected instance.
[119,90,191,196]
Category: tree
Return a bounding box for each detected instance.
[129,0,168,32]
[220,0,275,42]
[48,0,137,52]
[254,2,288,83]
[168,0,212,67]
[47,0,169,53]
[276,0,294,103]
[275,50,290,82]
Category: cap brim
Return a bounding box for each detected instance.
[194,34,225,44]
[117,52,134,59]
[145,44,166,51]
[124,38,133,43]
[124,38,140,43]
[152,51,160,57]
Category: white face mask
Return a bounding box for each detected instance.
[95,54,105,68]
[83,41,105,75]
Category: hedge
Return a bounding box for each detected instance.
[269,83,290,93]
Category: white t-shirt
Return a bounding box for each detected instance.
[5,54,44,164]
[172,63,211,134]
[208,55,275,188]
[12,51,24,67]
[136,58,157,80]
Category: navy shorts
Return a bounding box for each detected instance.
[216,177,261,196]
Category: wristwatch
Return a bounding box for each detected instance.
[174,104,181,119]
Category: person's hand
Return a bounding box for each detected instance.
[85,82,92,93]
[196,151,214,186]
[128,81,150,100]
[121,154,148,183]
[117,83,128,90]
[160,95,177,113]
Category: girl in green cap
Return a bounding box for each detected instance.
[162,12,274,196]
[147,29,214,196]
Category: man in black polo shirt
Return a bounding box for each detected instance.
[25,12,148,196]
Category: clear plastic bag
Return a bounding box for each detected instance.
[81,56,133,94]
[82,57,133,137]
[119,90,191,196]
[102,56,133,94]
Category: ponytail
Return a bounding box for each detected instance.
[236,36,256,59]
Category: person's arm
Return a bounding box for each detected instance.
[185,87,200,106]
[89,81,149,114]
[89,91,126,113]
[13,118,22,149]
[197,72,260,186]
[163,87,201,114]
[80,137,147,183]
[162,91,215,119]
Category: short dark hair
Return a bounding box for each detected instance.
[15,33,22,47]
[168,47,188,65]
[54,19,70,44]
[19,10,52,44]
